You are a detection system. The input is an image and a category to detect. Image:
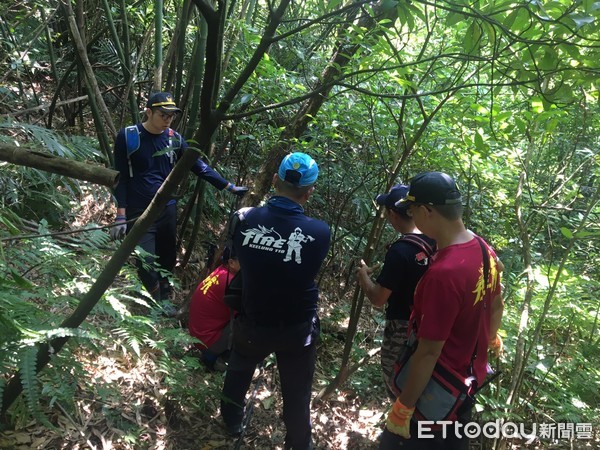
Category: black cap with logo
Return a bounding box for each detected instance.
[146,92,182,113]
[396,172,462,207]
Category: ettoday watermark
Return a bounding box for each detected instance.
[418,420,594,443]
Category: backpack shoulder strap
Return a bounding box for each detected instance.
[124,125,140,177]
[225,207,254,257]
[125,125,140,156]
[400,234,436,257]
[167,128,183,153]
[466,235,492,377]
[474,236,490,288]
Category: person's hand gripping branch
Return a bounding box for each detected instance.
[355,259,382,277]
[226,182,249,197]
[109,214,127,240]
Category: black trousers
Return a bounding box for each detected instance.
[221,316,319,450]
[379,411,472,450]
[128,203,177,295]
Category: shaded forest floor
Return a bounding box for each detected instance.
[1,301,597,450]
[0,192,390,449]
[0,299,389,449]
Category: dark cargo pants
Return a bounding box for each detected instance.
[128,203,177,297]
[221,315,319,450]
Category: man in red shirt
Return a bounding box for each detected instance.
[381,171,504,449]
[188,249,240,370]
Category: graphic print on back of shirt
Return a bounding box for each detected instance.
[200,273,219,295]
[472,253,501,306]
[241,225,315,264]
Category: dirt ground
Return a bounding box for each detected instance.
[1,326,595,450]
[0,328,387,450]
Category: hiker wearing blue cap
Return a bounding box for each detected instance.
[356,184,436,398]
[110,92,249,307]
[220,152,330,449]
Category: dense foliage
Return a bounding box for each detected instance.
[1,0,598,448]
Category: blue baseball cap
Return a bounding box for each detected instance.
[376,184,410,212]
[278,152,319,186]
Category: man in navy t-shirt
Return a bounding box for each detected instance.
[356,184,435,396]
[111,92,248,302]
[221,152,330,449]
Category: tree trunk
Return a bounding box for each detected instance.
[164,0,193,98]
[100,0,138,126]
[183,16,208,139]
[179,178,207,268]
[153,0,164,90]
[119,0,139,124]
[60,0,116,160]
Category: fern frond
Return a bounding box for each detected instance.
[94,39,120,68]
[0,309,22,347]
[104,293,131,318]
[113,321,154,358]
[18,346,54,428]
[0,119,106,162]
[77,227,112,251]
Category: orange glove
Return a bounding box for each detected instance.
[489,334,503,357]
[385,398,415,438]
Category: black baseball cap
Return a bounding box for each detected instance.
[376,184,410,212]
[146,92,181,113]
[396,171,462,206]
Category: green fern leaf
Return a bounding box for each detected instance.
[18,346,54,429]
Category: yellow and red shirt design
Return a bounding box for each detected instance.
[472,254,501,306]
[200,273,219,296]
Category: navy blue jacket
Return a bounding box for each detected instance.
[233,196,330,326]
[377,233,436,321]
[113,124,229,215]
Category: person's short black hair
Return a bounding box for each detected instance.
[430,203,463,220]
[387,205,411,220]
[274,176,313,199]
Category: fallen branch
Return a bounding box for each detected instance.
[0,143,119,188]
[3,95,89,117]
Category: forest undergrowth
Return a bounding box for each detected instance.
[1,193,597,449]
